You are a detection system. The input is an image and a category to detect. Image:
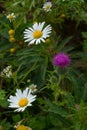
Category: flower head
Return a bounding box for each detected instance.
[45,38,51,44]
[29,84,37,93]
[9,37,16,43]
[7,13,16,22]
[24,22,52,45]
[0,126,3,130]
[8,29,15,35]
[43,2,52,12]
[10,48,16,53]
[1,65,12,78]
[16,125,32,130]
[8,87,36,112]
[60,13,66,18]
[53,52,70,68]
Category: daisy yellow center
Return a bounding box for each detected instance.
[8,15,14,19]
[30,86,35,91]
[46,5,51,10]
[18,98,28,107]
[17,125,28,130]
[33,30,43,39]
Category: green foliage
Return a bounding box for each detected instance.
[82,32,87,52]
[0,90,8,108]
[0,119,12,130]
[0,0,87,129]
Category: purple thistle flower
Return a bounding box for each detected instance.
[53,52,70,68]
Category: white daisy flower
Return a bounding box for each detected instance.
[7,13,16,22]
[43,2,52,12]
[8,87,36,112]
[24,22,52,45]
[29,84,37,93]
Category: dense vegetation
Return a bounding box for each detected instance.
[0,0,87,130]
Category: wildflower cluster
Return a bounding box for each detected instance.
[8,29,16,53]
[1,65,12,78]
[8,29,15,43]
[0,0,87,130]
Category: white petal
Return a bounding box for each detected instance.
[38,22,45,31]
[40,38,45,42]
[33,23,38,30]
[16,89,23,98]
[28,27,34,32]
[29,39,36,44]
[23,87,29,97]
[36,39,41,44]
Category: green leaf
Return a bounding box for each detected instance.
[45,100,68,117]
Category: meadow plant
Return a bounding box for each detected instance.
[0,0,87,130]
[53,52,70,68]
